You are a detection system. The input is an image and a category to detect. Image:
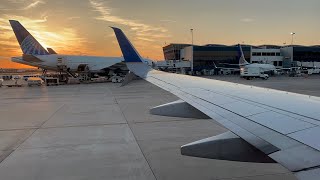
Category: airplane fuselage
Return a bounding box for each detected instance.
[245,63,277,72]
[12,54,124,73]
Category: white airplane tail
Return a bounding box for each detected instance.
[238,44,250,66]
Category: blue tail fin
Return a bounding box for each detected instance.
[238,44,249,65]
[9,20,49,55]
[110,27,143,63]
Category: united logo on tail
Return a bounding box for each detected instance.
[9,20,49,55]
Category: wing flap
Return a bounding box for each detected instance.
[248,111,316,135]
[270,145,320,171]
[289,127,320,151]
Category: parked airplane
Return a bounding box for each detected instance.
[111,27,320,180]
[211,61,240,75]
[9,20,125,77]
[238,44,277,73]
[211,44,276,76]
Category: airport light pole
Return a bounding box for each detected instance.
[190,29,194,45]
[291,32,296,46]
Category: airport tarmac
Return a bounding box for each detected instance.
[0,78,303,180]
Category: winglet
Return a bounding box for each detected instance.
[110,27,143,63]
[111,27,152,78]
[238,44,249,66]
[9,20,49,55]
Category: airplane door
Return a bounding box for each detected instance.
[57,56,68,71]
[57,56,67,66]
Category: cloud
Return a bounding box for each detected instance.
[7,0,27,3]
[240,18,255,23]
[67,16,81,20]
[1,0,45,11]
[89,0,169,42]
[23,0,45,10]
[160,19,177,23]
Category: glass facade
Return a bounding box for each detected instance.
[192,46,251,70]
[293,47,320,62]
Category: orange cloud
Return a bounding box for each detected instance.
[89,0,167,60]
[23,0,45,10]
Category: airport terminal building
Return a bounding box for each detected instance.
[163,44,320,71]
[181,45,251,71]
[163,44,192,60]
[251,46,283,68]
[281,46,320,68]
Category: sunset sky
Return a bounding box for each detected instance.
[0,0,319,68]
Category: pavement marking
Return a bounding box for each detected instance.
[114,94,158,180]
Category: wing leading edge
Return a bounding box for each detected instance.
[111,27,320,180]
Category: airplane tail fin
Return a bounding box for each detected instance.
[212,62,218,69]
[9,20,49,55]
[238,44,249,66]
[111,27,151,78]
[47,48,57,54]
[110,27,143,63]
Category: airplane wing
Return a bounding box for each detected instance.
[111,27,320,180]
